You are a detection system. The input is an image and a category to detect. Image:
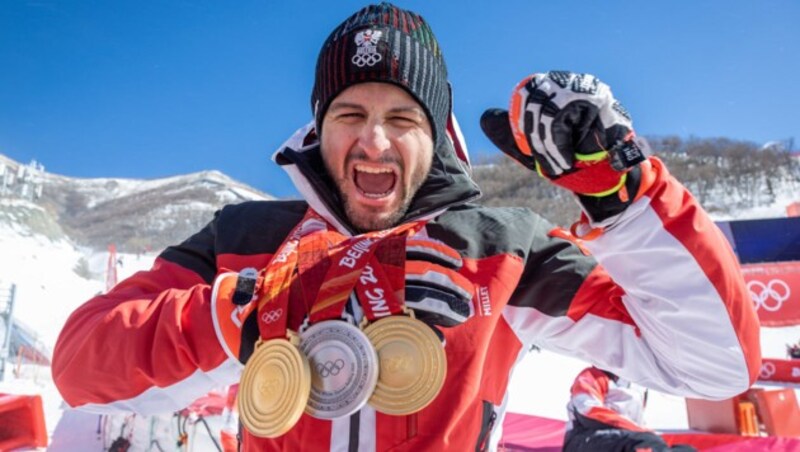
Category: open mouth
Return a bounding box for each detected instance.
[353,164,398,199]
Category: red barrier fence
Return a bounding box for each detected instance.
[0,393,48,450]
[758,358,800,384]
[741,261,800,326]
[787,202,800,218]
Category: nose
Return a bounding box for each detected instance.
[357,121,391,159]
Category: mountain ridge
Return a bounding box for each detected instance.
[0,153,273,252]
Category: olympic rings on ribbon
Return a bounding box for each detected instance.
[261,308,284,324]
[759,361,776,379]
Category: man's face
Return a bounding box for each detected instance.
[321,82,434,231]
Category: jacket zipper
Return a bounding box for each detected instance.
[475,402,497,452]
[407,413,418,440]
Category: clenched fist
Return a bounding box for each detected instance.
[481,71,650,221]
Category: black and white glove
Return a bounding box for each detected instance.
[405,236,474,329]
[481,71,650,222]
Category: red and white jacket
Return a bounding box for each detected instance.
[52,125,761,451]
[566,366,649,433]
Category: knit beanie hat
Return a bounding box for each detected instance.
[311,2,450,146]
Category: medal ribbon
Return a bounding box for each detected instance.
[296,229,332,310]
[255,209,326,340]
[256,207,426,337]
[354,236,407,321]
[307,222,424,324]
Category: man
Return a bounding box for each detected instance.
[564,366,696,452]
[52,2,761,451]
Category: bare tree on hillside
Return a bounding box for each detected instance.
[476,136,799,222]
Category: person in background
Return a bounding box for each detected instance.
[52,2,761,450]
[564,367,696,452]
[787,341,800,359]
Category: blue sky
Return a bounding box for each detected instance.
[1,1,798,198]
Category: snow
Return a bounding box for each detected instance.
[0,231,165,449]
[2,155,272,210]
[0,199,49,238]
[42,173,152,210]
[713,188,799,221]
[0,180,797,449]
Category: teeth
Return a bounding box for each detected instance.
[355,164,393,174]
[362,191,391,199]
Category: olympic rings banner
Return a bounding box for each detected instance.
[741,261,800,326]
[757,358,800,384]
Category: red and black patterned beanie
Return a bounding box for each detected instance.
[311,2,450,146]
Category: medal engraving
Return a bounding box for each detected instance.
[365,315,446,415]
[300,320,379,419]
[238,339,311,438]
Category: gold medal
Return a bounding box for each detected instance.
[238,336,311,438]
[364,315,446,415]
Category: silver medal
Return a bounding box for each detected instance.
[300,320,379,419]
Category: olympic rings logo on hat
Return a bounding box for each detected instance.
[747,279,790,312]
[760,362,776,379]
[352,29,383,67]
[317,359,346,378]
[261,308,284,324]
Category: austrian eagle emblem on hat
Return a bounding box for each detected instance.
[352,29,383,67]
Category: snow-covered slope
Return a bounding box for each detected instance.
[0,153,273,253]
